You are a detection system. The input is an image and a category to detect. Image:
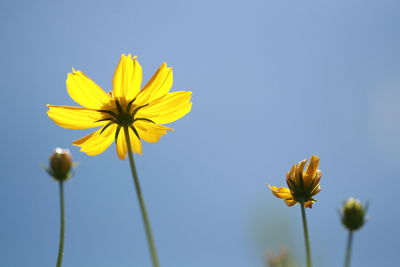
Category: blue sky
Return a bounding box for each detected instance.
[1,0,400,266]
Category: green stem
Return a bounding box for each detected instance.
[56,182,65,267]
[124,127,160,267]
[300,203,312,267]
[344,230,353,267]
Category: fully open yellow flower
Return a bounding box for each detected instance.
[48,54,192,160]
[268,155,322,208]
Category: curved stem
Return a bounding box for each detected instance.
[56,182,65,267]
[124,127,160,267]
[300,203,312,267]
[344,230,353,267]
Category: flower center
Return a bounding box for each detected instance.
[116,111,133,127]
[96,98,155,141]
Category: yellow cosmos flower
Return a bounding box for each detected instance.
[48,54,192,160]
[268,155,322,208]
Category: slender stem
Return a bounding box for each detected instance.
[56,182,65,267]
[124,127,160,267]
[300,203,312,267]
[344,230,353,267]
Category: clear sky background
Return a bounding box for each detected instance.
[1,0,399,266]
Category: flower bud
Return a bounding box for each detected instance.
[49,148,73,182]
[266,248,294,267]
[341,198,368,231]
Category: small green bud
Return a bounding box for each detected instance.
[341,198,368,231]
[48,148,73,182]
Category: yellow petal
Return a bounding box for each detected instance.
[116,127,127,160]
[66,69,111,109]
[294,159,307,184]
[286,164,296,180]
[304,155,320,186]
[138,91,192,124]
[268,185,293,199]
[311,184,321,196]
[152,103,192,125]
[73,124,116,156]
[112,54,142,100]
[136,63,173,104]
[47,105,105,129]
[304,201,314,208]
[284,199,298,207]
[307,170,322,191]
[116,127,142,160]
[314,170,322,184]
[134,120,173,143]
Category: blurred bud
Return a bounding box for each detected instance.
[341,198,368,231]
[48,148,73,182]
[266,248,296,267]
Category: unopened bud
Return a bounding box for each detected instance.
[266,248,294,267]
[341,198,368,231]
[49,148,73,182]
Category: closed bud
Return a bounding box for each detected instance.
[266,248,295,267]
[341,198,368,231]
[49,148,73,182]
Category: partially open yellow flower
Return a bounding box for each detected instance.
[48,54,192,160]
[268,155,322,208]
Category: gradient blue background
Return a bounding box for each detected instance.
[1,0,399,266]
